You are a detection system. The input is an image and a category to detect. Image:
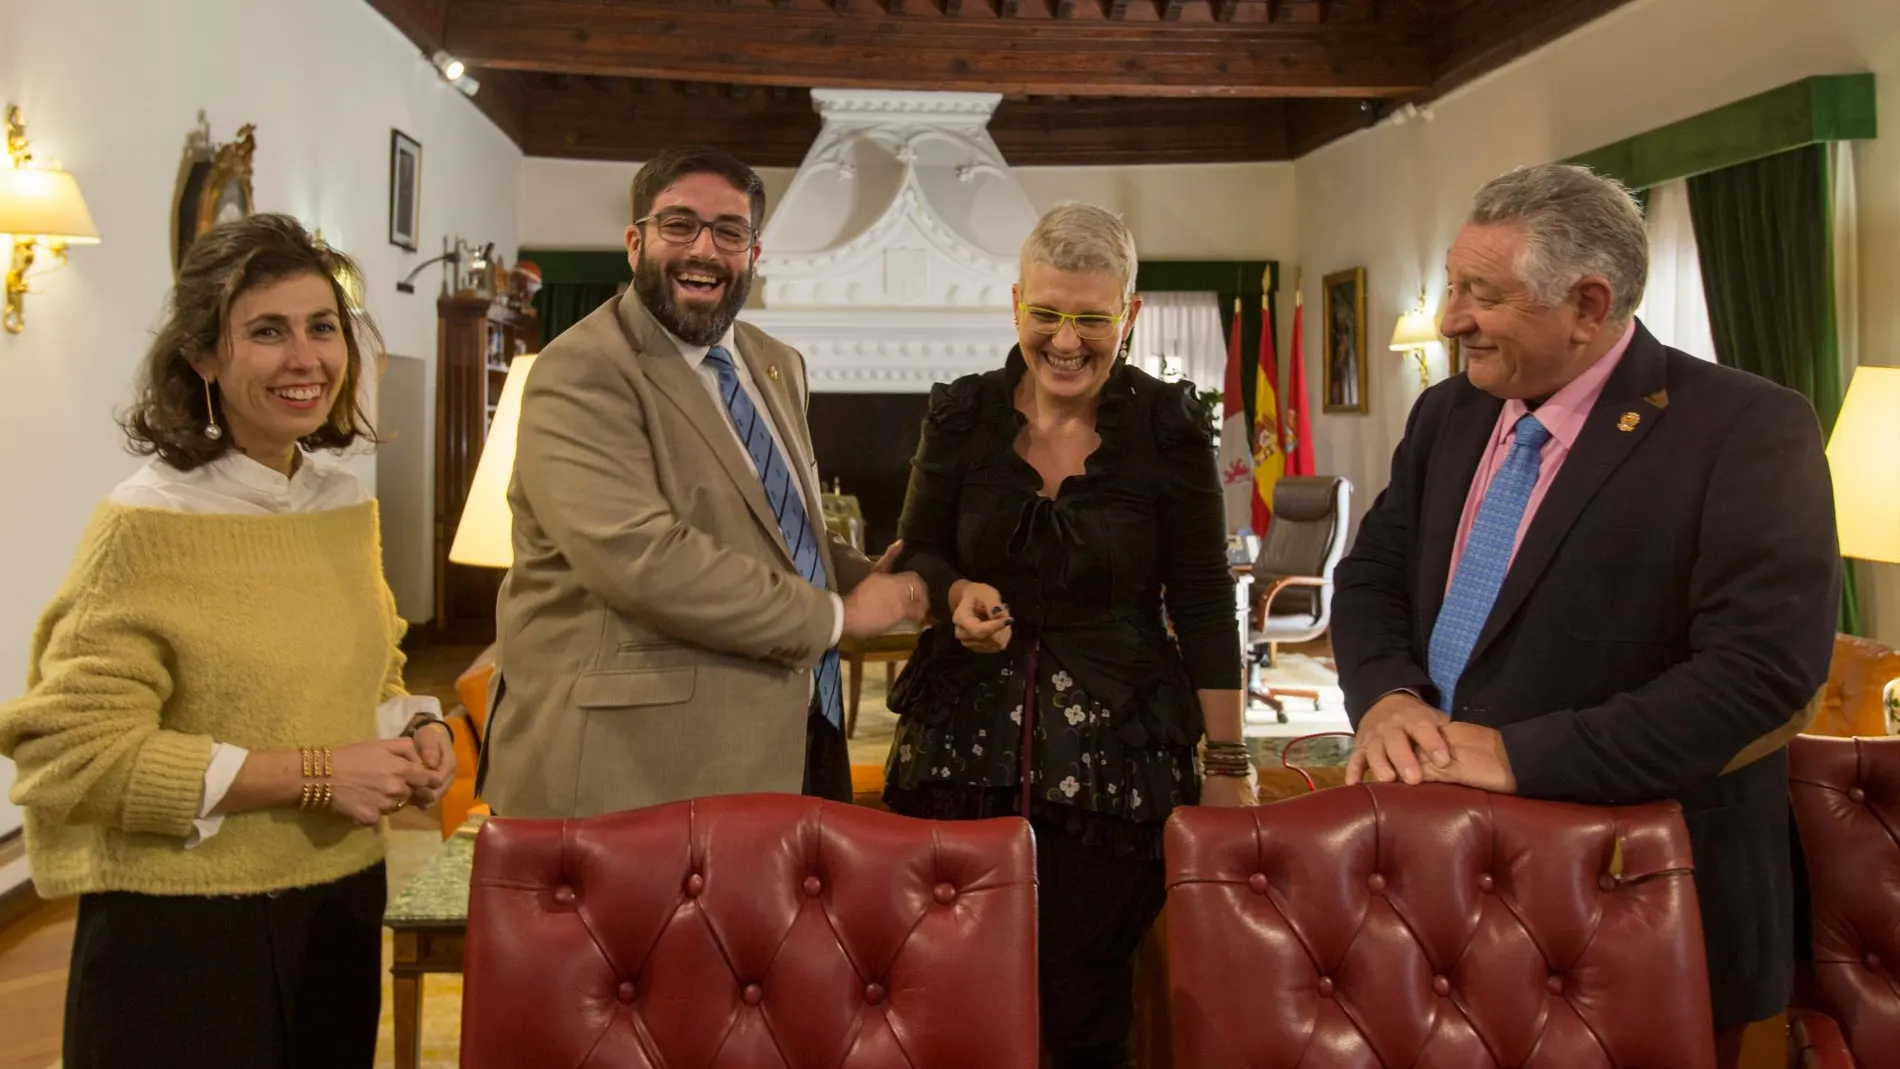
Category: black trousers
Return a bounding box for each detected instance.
[1034,817,1168,1069]
[803,706,854,803]
[62,862,386,1069]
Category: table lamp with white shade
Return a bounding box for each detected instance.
[1825,364,1900,732]
[448,354,535,569]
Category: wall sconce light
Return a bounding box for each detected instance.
[1,105,100,334]
[1388,287,1438,387]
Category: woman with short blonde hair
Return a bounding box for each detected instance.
[886,202,1251,1069]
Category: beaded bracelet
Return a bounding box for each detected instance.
[298,746,335,810]
[1202,740,1254,778]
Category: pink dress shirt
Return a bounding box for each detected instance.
[1446,321,1637,587]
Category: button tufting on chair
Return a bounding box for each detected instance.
[1164,783,1717,1068]
[459,794,1039,1069]
[1789,734,1900,1069]
[552,885,576,906]
[1248,872,1270,895]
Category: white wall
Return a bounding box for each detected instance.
[1293,0,1900,640]
[0,0,521,859]
[520,157,1298,263]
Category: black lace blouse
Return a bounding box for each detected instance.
[883,348,1242,857]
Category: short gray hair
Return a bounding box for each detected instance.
[1020,203,1139,298]
[1468,163,1649,322]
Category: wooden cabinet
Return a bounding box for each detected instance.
[434,297,538,645]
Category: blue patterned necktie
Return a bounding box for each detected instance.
[1427,414,1552,712]
[703,345,844,730]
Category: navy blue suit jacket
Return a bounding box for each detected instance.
[1333,321,1839,1027]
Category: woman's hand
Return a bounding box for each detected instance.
[405,721,458,808]
[1199,775,1256,808]
[328,739,435,826]
[950,580,1013,654]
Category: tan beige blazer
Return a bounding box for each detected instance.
[478,294,873,819]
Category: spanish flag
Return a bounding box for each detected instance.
[1251,292,1283,536]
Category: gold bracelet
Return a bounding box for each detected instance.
[298,746,335,810]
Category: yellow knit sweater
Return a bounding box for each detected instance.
[0,500,406,897]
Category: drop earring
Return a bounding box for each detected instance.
[202,377,223,441]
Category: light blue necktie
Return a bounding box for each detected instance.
[1427,414,1551,712]
[703,346,844,730]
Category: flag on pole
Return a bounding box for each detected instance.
[1283,285,1314,476]
[1251,290,1284,536]
[1217,297,1254,534]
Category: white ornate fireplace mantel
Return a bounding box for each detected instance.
[741,88,1039,393]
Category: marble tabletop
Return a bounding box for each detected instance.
[385,819,483,927]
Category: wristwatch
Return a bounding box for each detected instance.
[400,713,449,739]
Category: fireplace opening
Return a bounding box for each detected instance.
[810,392,930,556]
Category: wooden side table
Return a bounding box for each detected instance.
[384,819,482,1069]
[837,622,919,737]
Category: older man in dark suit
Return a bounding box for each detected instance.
[1333,162,1839,1067]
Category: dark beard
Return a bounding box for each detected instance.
[632,247,752,347]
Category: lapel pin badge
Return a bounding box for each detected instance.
[1617,411,1640,433]
[767,364,781,381]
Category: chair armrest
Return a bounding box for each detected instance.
[1790,1008,1858,1069]
[1251,575,1330,629]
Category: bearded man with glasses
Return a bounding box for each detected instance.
[478,146,927,820]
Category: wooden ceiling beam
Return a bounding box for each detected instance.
[443,0,1430,98]
[525,85,1295,165]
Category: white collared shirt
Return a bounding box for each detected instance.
[109,451,440,846]
[663,325,845,646]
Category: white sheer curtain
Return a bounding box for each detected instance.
[1127,291,1228,392]
[1634,179,1717,361]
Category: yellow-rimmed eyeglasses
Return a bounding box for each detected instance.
[636,211,756,254]
[1017,302,1125,342]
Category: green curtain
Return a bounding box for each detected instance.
[521,249,633,344]
[1686,144,1860,634]
[532,281,622,344]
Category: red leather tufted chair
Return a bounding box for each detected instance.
[1163,783,1717,1068]
[1787,734,1900,1069]
[459,794,1039,1069]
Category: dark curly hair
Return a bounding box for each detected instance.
[120,213,382,470]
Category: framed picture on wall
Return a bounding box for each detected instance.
[389,129,421,251]
[1322,267,1369,414]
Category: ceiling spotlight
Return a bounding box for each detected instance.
[431,50,466,82]
[452,73,480,99]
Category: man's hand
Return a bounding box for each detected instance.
[842,572,925,638]
[872,540,904,573]
[1417,722,1517,793]
[1345,691,1452,786]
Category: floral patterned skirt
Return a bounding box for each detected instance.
[883,646,1199,859]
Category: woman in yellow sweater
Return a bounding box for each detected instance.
[0,214,455,1068]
